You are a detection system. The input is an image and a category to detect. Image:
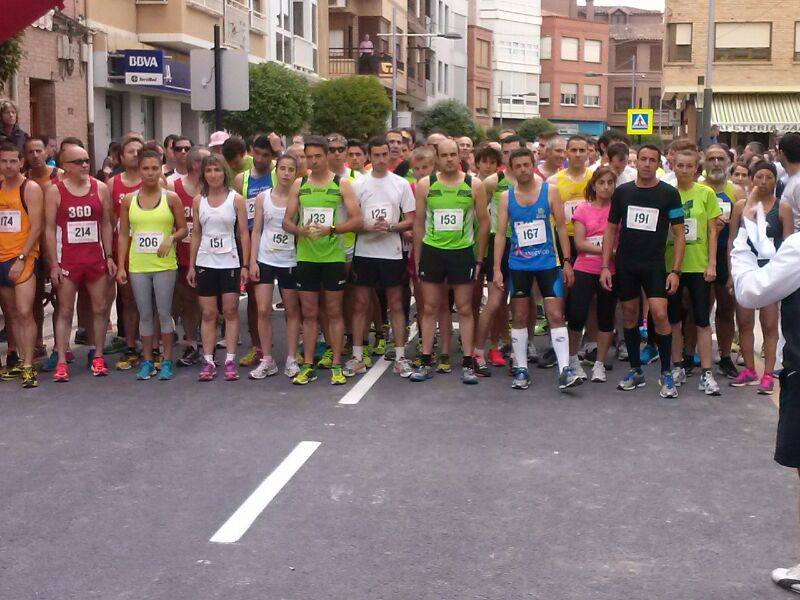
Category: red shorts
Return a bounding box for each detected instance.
[61,261,107,284]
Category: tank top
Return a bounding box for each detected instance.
[340,168,358,251]
[0,179,37,261]
[242,168,276,230]
[296,175,346,263]
[173,177,195,268]
[714,181,736,249]
[422,173,475,251]
[128,192,177,274]
[257,188,296,268]
[508,183,559,271]
[490,172,512,237]
[31,166,59,188]
[555,169,592,236]
[196,190,240,269]
[110,174,142,228]
[55,179,105,267]
[739,199,783,262]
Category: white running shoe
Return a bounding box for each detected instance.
[671,365,687,387]
[249,357,278,379]
[284,360,300,378]
[772,563,800,594]
[699,370,721,396]
[393,358,414,378]
[591,360,607,383]
[569,355,587,381]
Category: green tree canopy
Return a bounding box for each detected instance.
[0,36,23,93]
[205,62,311,137]
[310,76,391,139]
[517,118,557,142]
[418,100,480,139]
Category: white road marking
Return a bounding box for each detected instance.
[210,441,321,544]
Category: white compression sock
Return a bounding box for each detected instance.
[550,327,569,371]
[511,328,528,370]
[352,345,363,361]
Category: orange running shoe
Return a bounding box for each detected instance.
[53,362,69,383]
[91,356,109,377]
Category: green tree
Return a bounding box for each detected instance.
[205,62,311,137]
[0,35,24,93]
[418,99,480,139]
[517,118,557,142]
[310,76,391,139]
[485,125,502,141]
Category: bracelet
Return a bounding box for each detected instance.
[601,265,610,270]
[670,269,681,276]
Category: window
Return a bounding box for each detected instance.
[476,87,490,115]
[311,3,317,43]
[437,60,443,93]
[584,40,601,63]
[540,82,550,105]
[444,63,449,94]
[476,39,490,68]
[610,10,627,25]
[614,43,636,71]
[796,23,800,61]
[613,87,632,112]
[541,36,551,60]
[292,1,304,37]
[583,83,600,107]
[667,23,692,62]
[444,5,449,31]
[276,32,284,61]
[649,43,662,71]
[560,83,578,106]
[715,22,771,61]
[648,87,661,109]
[561,37,579,61]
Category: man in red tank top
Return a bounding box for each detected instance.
[166,145,208,366]
[44,144,116,381]
[106,135,143,370]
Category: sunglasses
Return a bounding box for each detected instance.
[328,146,346,154]
[66,158,90,165]
[174,146,191,153]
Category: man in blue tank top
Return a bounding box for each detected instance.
[491,148,577,392]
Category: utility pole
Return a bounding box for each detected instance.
[391,6,398,128]
[214,24,223,131]
[631,53,636,109]
[701,0,715,148]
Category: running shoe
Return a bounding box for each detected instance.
[152,349,162,370]
[53,362,69,383]
[198,361,217,382]
[104,336,127,354]
[21,365,38,388]
[591,361,607,383]
[730,367,758,387]
[616,340,629,361]
[700,370,721,396]
[316,347,333,369]
[249,357,278,379]
[436,354,451,374]
[224,360,239,381]
[393,358,414,378]
[670,366,687,387]
[527,341,539,364]
[116,348,139,370]
[33,345,47,362]
[558,366,582,391]
[618,368,645,391]
[91,356,109,377]
[569,356,588,381]
[659,372,679,398]
[511,367,531,390]
[461,366,479,385]
[640,344,658,365]
[87,347,96,367]
[73,327,88,345]
[771,563,800,594]
[1,365,22,381]
[488,347,506,367]
[363,350,373,369]
[639,324,648,342]
[534,316,548,336]
[384,342,396,361]
[758,372,775,395]
[284,360,301,378]
[374,337,386,356]
[136,360,155,381]
[579,346,598,367]
[474,356,491,377]
[178,346,201,367]
[158,360,174,381]
[717,356,739,379]
[330,364,346,385]
[538,348,557,369]
[41,351,58,373]
[343,357,367,378]
[292,364,317,385]
[239,347,262,367]
[409,364,435,382]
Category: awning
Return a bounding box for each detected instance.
[712,93,800,133]
[0,1,64,44]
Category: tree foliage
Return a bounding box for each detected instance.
[0,35,24,93]
[310,76,391,139]
[418,99,480,139]
[205,62,311,137]
[517,118,557,142]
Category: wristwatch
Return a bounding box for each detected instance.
[330,224,337,235]
[17,253,25,261]
[670,269,682,276]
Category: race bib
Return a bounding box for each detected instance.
[182,221,193,244]
[135,231,163,254]
[718,200,731,220]
[67,220,99,244]
[206,233,233,254]
[587,234,603,248]
[0,210,21,233]
[514,219,547,248]
[433,209,463,232]
[367,203,392,226]
[268,230,293,250]
[684,218,698,242]
[304,206,334,228]
[564,200,582,221]
[246,197,257,220]
[626,205,659,232]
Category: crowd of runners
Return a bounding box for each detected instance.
[1,95,799,398]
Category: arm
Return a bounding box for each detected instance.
[233,172,244,196]
[187,196,201,287]
[250,192,265,278]
[233,193,251,286]
[731,228,800,308]
[492,191,510,289]
[413,177,430,269]
[666,221,685,293]
[473,177,490,275]
[44,185,61,284]
[158,191,187,258]
[573,220,601,256]
[20,180,43,259]
[780,200,794,240]
[390,180,415,233]
[726,200,745,287]
[600,221,618,291]
[116,194,132,284]
[282,179,308,238]
[705,216,719,282]
[97,181,117,278]
[549,183,573,286]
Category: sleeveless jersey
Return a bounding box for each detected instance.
[714,181,736,249]
[173,177,195,268]
[196,190,240,269]
[0,179,37,261]
[508,183,559,271]
[296,175,346,263]
[55,179,105,267]
[128,192,176,274]
[257,188,296,268]
[554,169,591,236]
[340,168,358,252]
[110,174,142,227]
[31,166,59,189]
[422,174,475,251]
[490,171,512,237]
[242,168,276,230]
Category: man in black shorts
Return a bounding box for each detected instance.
[600,144,686,398]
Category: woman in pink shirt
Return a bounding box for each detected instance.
[566,166,618,382]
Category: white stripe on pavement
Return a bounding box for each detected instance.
[210,440,321,544]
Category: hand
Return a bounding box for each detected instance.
[666,272,680,295]
[8,258,23,282]
[116,267,128,286]
[562,261,574,287]
[372,217,390,233]
[187,267,196,288]
[473,262,483,282]
[402,230,413,243]
[106,257,117,279]
[703,264,717,282]
[600,267,613,292]
[492,269,504,291]
[307,225,327,240]
[156,235,173,258]
[296,225,311,239]
[249,261,260,283]
[50,266,63,287]
[726,276,734,296]
[240,268,249,288]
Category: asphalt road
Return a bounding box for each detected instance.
[0,310,796,600]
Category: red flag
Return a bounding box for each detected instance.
[0,1,65,44]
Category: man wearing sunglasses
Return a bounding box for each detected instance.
[166,136,193,185]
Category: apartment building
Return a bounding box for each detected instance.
[428,0,469,109]
[663,0,800,147]
[467,0,493,129]
[538,12,608,136]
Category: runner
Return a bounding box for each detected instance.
[44,143,116,381]
[0,142,44,388]
[457,136,475,174]
[248,153,302,379]
[282,135,362,385]
[536,136,566,180]
[188,153,250,382]
[600,145,686,398]
[728,161,792,393]
[730,161,752,194]
[165,136,192,185]
[116,149,187,381]
[665,149,723,395]
[346,139,369,176]
[474,143,502,181]
[548,135,592,249]
[344,136,416,378]
[409,138,489,384]
[566,166,618,383]
[492,148,576,391]
[603,141,637,186]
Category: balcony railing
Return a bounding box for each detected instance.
[187,0,223,16]
[251,9,267,33]
[329,48,404,77]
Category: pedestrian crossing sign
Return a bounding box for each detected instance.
[627,109,654,135]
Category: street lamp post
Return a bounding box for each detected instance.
[700,0,715,148]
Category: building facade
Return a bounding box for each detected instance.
[538,12,608,136]
[467,0,493,129]
[663,0,800,147]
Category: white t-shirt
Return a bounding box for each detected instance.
[353,171,415,260]
[782,170,800,233]
[660,170,677,188]
[616,165,637,187]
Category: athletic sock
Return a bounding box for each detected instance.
[352,345,363,361]
[395,346,405,360]
[286,355,296,366]
[226,353,236,363]
[474,348,485,361]
[462,355,474,369]
[647,315,657,347]
[421,353,432,366]
[550,327,569,371]
[204,354,214,364]
[511,327,528,370]
[657,332,673,374]
[623,327,642,370]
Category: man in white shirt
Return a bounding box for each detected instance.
[604,141,637,187]
[778,133,800,232]
[344,136,416,378]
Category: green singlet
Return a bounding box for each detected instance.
[489,171,512,237]
[422,173,475,251]
[296,175,346,263]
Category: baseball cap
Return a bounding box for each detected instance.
[208,131,230,148]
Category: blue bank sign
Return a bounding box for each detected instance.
[123,49,164,86]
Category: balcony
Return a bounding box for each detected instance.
[186,0,223,16]
[329,0,355,12]
[329,48,404,77]
[250,9,267,33]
